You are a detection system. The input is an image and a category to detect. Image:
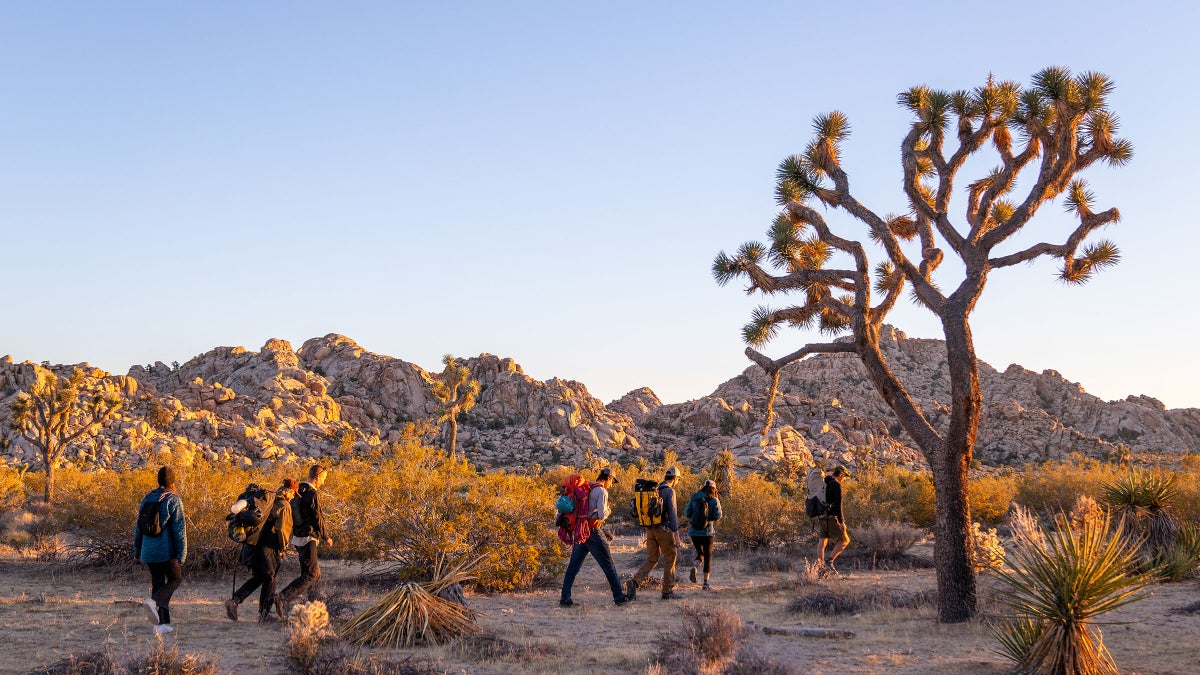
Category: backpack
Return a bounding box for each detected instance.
[805,468,829,518]
[226,483,276,545]
[555,474,591,546]
[689,494,710,531]
[633,478,664,527]
[137,491,171,537]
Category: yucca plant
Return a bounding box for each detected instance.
[1149,522,1200,582]
[1100,469,1181,566]
[992,512,1152,675]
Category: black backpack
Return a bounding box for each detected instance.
[689,494,710,531]
[226,483,276,545]
[137,491,171,537]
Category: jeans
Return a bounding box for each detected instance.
[279,540,321,602]
[147,560,182,624]
[561,529,625,603]
[233,548,281,617]
[633,527,677,594]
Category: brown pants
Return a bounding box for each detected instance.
[633,527,677,594]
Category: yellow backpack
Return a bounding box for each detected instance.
[633,478,664,527]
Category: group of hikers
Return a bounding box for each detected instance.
[558,462,851,607]
[133,464,331,633]
[131,459,852,631]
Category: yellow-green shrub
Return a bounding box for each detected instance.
[718,473,798,549]
[843,466,935,529]
[969,474,1018,526]
[1013,457,1121,516]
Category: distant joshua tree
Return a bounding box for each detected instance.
[714,67,1130,623]
[432,355,480,459]
[9,367,122,504]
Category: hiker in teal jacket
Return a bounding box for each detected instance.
[133,466,187,633]
[684,480,722,590]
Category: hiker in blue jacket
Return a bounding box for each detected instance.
[134,466,187,634]
[684,479,722,590]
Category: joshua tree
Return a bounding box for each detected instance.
[714,67,1130,622]
[10,367,122,504]
[431,355,480,458]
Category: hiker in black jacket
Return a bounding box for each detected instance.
[276,464,332,615]
[225,479,296,623]
[818,466,851,574]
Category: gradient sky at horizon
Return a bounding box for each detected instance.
[3,2,1197,409]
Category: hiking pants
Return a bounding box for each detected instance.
[633,527,677,594]
[561,529,625,603]
[280,540,321,602]
[689,535,713,575]
[233,548,281,617]
[147,560,182,624]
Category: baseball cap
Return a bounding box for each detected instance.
[597,467,618,483]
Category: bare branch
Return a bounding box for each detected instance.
[744,341,855,375]
[989,207,1120,268]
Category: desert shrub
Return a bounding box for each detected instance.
[454,634,556,662]
[992,512,1152,675]
[968,474,1018,526]
[653,603,744,674]
[1014,457,1121,516]
[1008,504,1046,550]
[40,650,118,675]
[970,522,1005,573]
[855,520,923,559]
[124,642,218,675]
[0,464,26,515]
[332,444,561,592]
[1069,494,1104,531]
[719,473,798,549]
[843,465,935,529]
[745,552,794,573]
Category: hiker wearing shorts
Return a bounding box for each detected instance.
[225,479,296,623]
[629,466,683,600]
[559,467,634,607]
[685,479,722,590]
[276,464,331,615]
[134,466,187,635]
[818,466,850,573]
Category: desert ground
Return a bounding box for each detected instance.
[3,536,1198,675]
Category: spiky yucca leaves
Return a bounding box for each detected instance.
[993,513,1151,675]
[1150,523,1200,582]
[1100,469,1181,567]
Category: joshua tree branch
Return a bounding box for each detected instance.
[988,208,1120,268]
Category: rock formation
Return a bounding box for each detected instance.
[1,327,1196,472]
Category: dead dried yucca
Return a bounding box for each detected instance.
[340,556,479,649]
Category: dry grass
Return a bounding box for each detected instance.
[652,602,744,674]
[454,633,556,662]
[787,585,937,616]
[744,552,795,573]
[41,640,218,675]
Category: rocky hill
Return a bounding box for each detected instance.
[1,327,1197,472]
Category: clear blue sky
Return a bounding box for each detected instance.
[2,2,1196,409]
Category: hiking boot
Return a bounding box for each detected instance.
[623,579,637,601]
[661,591,684,600]
[224,598,239,622]
[154,624,174,635]
[143,598,160,625]
[615,597,632,606]
[558,598,578,608]
[258,612,279,624]
[689,567,698,584]
[702,583,711,591]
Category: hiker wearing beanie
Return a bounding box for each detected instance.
[685,479,722,590]
[225,478,296,623]
[559,467,634,608]
[134,466,187,635]
[629,466,684,600]
[276,464,332,616]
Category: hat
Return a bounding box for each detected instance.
[665,466,678,479]
[281,478,300,492]
[597,467,618,483]
[702,479,716,490]
[157,466,176,488]
[831,465,848,477]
